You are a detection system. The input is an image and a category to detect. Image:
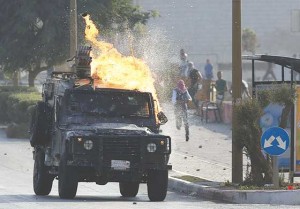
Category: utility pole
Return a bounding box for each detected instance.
[232,0,243,184]
[70,0,77,58]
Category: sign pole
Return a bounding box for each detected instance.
[272,156,279,188]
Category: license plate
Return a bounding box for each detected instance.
[111,160,130,170]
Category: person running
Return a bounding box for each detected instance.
[241,80,252,98]
[229,80,252,99]
[172,80,192,141]
[262,62,276,81]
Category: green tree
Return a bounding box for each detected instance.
[0,0,153,86]
[242,28,258,54]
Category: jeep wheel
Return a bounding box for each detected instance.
[33,149,54,195]
[147,170,168,201]
[58,155,78,199]
[119,182,139,197]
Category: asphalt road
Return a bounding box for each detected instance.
[1,130,299,208]
[0,130,216,209]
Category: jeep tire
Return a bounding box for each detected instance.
[119,182,139,197]
[58,154,78,199]
[33,149,54,195]
[147,170,168,201]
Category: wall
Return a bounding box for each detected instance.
[136,0,300,69]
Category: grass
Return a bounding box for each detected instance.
[221,181,300,190]
[172,175,209,183]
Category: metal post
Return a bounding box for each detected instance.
[70,0,77,58]
[272,156,279,188]
[252,59,255,96]
[290,103,295,184]
[290,66,295,184]
[232,0,243,184]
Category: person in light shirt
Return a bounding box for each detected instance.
[179,50,189,78]
[172,79,192,141]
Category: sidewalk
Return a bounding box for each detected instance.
[161,103,300,205]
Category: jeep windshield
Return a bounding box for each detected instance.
[65,91,151,119]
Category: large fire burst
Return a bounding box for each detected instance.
[83,15,160,109]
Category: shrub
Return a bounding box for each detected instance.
[236,99,272,186]
[235,84,295,186]
[6,123,30,138]
[0,86,40,123]
[0,86,38,93]
[0,92,10,123]
[0,86,41,138]
[6,92,41,123]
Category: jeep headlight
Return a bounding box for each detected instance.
[147,143,157,153]
[83,140,93,150]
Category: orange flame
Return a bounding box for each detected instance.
[83,15,160,111]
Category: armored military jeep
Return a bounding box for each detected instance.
[30,46,171,201]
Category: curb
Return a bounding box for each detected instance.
[168,176,300,205]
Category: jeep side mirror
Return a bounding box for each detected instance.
[153,99,168,125]
[157,111,168,125]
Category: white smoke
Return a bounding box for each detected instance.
[101,26,176,73]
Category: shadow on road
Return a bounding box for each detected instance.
[0,191,203,203]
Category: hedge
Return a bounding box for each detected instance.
[0,86,41,138]
[0,86,38,93]
[6,92,41,123]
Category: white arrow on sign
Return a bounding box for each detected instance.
[264,135,275,148]
[276,136,286,150]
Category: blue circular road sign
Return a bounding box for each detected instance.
[261,127,290,156]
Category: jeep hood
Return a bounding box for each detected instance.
[65,123,154,138]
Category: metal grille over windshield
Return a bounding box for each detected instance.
[68,92,150,118]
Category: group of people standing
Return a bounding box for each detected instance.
[172,49,229,141]
[178,49,215,107]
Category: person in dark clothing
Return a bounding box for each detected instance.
[187,62,203,109]
[215,71,227,107]
[172,80,192,141]
[214,71,227,122]
[204,59,213,80]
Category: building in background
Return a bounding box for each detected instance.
[135,0,300,76]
